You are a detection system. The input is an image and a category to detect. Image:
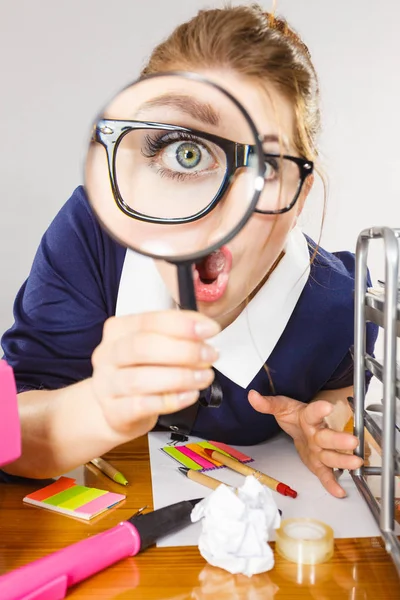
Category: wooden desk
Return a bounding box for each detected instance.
[1,436,399,599]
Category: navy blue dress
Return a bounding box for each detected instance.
[1,187,378,446]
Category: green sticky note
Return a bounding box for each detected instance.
[43,485,100,507]
[58,487,107,510]
[162,446,202,470]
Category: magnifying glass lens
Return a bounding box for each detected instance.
[85,73,263,264]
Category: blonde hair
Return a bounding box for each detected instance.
[142,5,326,389]
[142,4,327,265]
[141,4,321,162]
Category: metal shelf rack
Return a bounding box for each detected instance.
[353,227,400,576]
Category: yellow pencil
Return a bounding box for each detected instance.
[89,457,129,486]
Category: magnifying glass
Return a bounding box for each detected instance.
[84,72,265,311]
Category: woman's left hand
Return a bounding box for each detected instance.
[248,390,363,498]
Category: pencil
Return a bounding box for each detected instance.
[203,449,297,498]
[89,457,129,486]
[178,467,284,518]
[178,467,225,491]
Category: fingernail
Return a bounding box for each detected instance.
[200,344,219,363]
[194,369,212,383]
[178,390,200,405]
[194,320,221,339]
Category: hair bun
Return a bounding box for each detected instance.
[265,11,311,60]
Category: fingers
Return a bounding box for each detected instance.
[91,311,221,439]
[315,427,359,452]
[248,390,300,418]
[296,441,348,498]
[110,332,219,369]
[306,427,363,495]
[296,440,349,498]
[302,400,333,427]
[108,389,201,428]
[314,463,347,498]
[247,390,273,413]
[102,311,220,343]
[94,312,220,370]
[314,428,363,469]
[311,426,363,471]
[111,365,215,397]
[319,449,363,470]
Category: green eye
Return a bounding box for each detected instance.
[176,142,202,169]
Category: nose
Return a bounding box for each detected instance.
[209,167,257,241]
[171,168,259,255]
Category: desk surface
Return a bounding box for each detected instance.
[1,436,399,599]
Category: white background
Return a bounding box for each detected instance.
[1,0,399,336]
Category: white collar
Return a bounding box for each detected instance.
[115,226,310,389]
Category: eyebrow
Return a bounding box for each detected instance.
[135,93,220,127]
[261,134,290,151]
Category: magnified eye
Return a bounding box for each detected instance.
[164,140,210,172]
[142,132,218,179]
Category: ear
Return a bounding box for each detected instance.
[294,173,314,219]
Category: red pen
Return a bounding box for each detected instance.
[204,448,298,498]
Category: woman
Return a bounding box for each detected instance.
[1,5,377,497]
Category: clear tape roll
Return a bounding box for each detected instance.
[275,518,334,565]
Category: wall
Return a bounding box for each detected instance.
[1,0,399,336]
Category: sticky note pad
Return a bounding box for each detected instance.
[162,446,203,470]
[161,439,253,472]
[23,477,126,521]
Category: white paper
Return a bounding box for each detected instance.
[148,431,388,547]
[191,477,280,576]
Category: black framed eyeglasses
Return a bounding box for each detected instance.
[93,119,314,224]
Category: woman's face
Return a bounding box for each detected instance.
[87,69,312,327]
[154,69,312,327]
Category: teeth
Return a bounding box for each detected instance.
[193,269,200,282]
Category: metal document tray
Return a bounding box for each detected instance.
[352,227,400,577]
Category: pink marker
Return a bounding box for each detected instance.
[0,361,202,599]
[0,360,20,467]
[0,498,201,600]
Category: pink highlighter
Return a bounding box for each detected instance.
[0,498,201,600]
[0,360,21,468]
[0,359,202,600]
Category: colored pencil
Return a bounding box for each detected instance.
[89,457,129,486]
[203,448,297,498]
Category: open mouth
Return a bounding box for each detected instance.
[193,246,232,302]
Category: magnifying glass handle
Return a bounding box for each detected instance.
[177,262,198,311]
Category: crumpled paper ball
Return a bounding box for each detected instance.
[191,475,281,577]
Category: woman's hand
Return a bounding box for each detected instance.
[248,390,363,498]
[90,310,220,441]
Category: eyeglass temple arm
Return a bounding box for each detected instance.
[234,143,256,168]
